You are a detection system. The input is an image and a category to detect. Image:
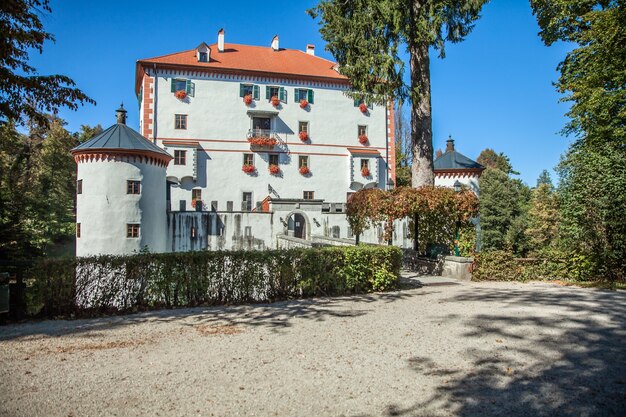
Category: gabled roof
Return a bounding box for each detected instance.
[137,43,347,86]
[434,150,484,171]
[72,123,171,158]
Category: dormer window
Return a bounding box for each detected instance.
[199,52,208,62]
[195,42,210,62]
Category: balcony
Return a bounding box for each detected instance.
[247,129,279,150]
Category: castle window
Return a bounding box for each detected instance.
[298,121,309,134]
[361,159,370,170]
[175,114,187,130]
[242,192,252,212]
[170,79,194,97]
[127,180,141,195]
[198,52,208,62]
[299,155,309,168]
[303,191,314,200]
[174,150,186,165]
[266,86,286,103]
[76,223,81,238]
[295,88,314,104]
[269,154,279,166]
[126,224,140,238]
[76,179,82,194]
[243,153,254,166]
[192,189,202,202]
[239,84,260,100]
[358,125,367,136]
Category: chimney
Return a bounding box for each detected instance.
[116,103,127,125]
[306,44,315,56]
[218,28,224,52]
[445,135,455,153]
[271,35,279,51]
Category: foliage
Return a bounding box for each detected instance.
[526,183,560,256]
[456,224,477,257]
[29,246,402,317]
[309,0,487,186]
[531,0,626,147]
[0,0,94,127]
[477,148,518,175]
[473,250,569,282]
[536,169,553,187]
[556,143,626,280]
[346,185,479,253]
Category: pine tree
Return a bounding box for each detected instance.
[526,182,560,256]
[309,0,487,186]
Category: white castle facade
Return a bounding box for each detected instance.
[73,31,482,257]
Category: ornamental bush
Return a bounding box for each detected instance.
[29,245,402,317]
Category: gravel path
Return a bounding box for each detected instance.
[1,277,625,417]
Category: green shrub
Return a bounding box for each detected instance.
[29,246,402,317]
[473,249,573,282]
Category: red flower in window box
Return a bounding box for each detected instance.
[243,94,253,105]
[269,164,281,175]
[361,167,370,177]
[191,200,203,209]
[299,166,310,175]
[242,164,255,174]
[358,134,369,144]
[175,90,187,100]
[271,95,280,107]
[359,102,368,113]
[248,136,277,147]
[299,99,309,109]
[299,131,309,142]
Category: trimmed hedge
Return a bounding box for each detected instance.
[30,246,402,317]
[472,250,570,281]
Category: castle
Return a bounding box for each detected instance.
[72,30,483,257]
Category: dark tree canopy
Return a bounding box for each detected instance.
[309,0,487,186]
[0,0,94,127]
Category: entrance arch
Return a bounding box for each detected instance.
[285,210,310,240]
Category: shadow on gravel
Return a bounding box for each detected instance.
[0,287,435,340]
[374,285,626,417]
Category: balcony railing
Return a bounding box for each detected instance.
[246,129,289,153]
[247,129,276,139]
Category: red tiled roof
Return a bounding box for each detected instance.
[137,43,347,85]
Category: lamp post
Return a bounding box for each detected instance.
[453,181,462,256]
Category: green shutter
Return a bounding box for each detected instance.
[294,88,299,101]
[186,80,195,97]
[308,89,314,104]
[353,98,360,107]
[279,87,286,103]
[253,85,260,100]
[171,79,177,93]
[265,86,270,100]
[239,84,245,97]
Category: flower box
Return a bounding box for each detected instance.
[299,131,309,142]
[299,166,310,175]
[248,136,277,147]
[175,90,187,100]
[242,164,255,174]
[243,94,253,105]
[359,102,368,113]
[299,99,309,109]
[361,167,370,177]
[271,95,280,107]
[191,199,203,209]
[269,164,281,175]
[358,134,369,144]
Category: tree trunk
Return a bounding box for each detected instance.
[409,40,434,187]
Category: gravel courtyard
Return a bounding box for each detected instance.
[1,277,625,417]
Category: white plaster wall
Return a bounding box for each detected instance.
[153,71,390,209]
[434,175,480,196]
[76,159,167,256]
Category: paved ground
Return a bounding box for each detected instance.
[1,276,625,417]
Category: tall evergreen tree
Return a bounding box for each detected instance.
[0,0,94,127]
[309,0,488,187]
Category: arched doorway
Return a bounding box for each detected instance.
[287,212,307,239]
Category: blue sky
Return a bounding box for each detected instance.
[32,0,573,185]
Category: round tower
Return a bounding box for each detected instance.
[72,105,172,256]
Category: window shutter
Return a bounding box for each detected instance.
[253,85,260,100]
[265,86,270,100]
[279,87,286,103]
[308,89,314,104]
[353,98,360,107]
[294,88,299,101]
[239,84,245,97]
[171,79,177,93]
[186,80,195,97]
